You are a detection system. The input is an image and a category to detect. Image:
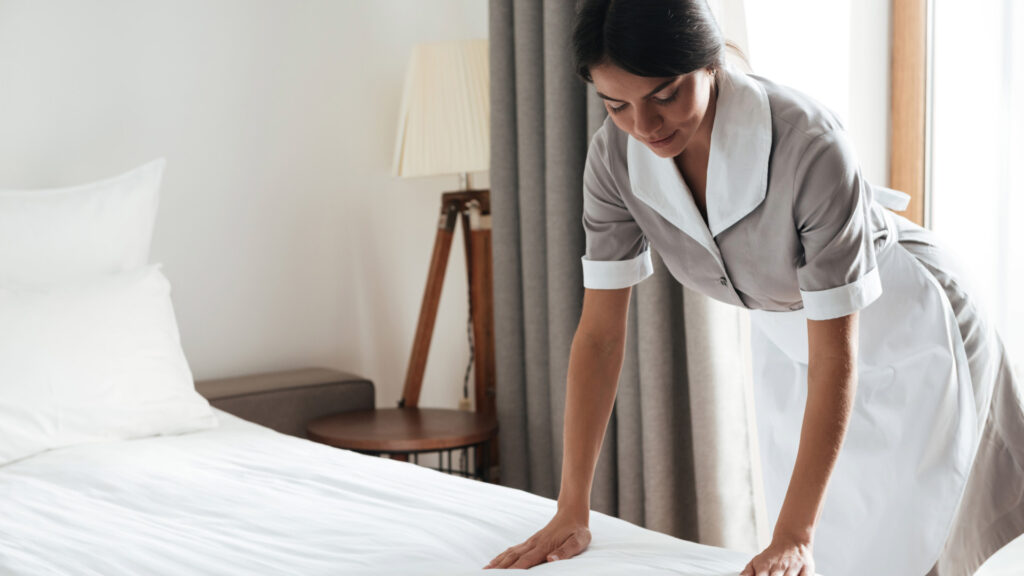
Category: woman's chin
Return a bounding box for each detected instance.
[647,142,683,158]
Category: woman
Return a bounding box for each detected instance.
[483,1,1024,575]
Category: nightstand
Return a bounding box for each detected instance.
[306,407,498,483]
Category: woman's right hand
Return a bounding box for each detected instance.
[482,507,592,569]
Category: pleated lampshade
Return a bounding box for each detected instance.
[391,39,490,178]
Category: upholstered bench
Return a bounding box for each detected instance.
[195,367,375,439]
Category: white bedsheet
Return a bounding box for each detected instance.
[0,408,755,575]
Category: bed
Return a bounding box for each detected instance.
[7,161,1016,575]
[0,406,757,575]
[0,159,770,576]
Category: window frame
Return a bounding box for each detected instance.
[890,0,930,227]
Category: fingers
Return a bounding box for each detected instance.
[483,546,517,569]
[743,555,768,576]
[483,549,502,568]
[491,547,520,569]
[742,559,783,576]
[547,532,586,563]
[485,542,542,570]
[746,559,766,576]
[744,560,802,576]
[484,526,592,569]
[510,546,549,569]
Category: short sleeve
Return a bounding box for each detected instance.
[580,127,653,289]
[793,129,882,320]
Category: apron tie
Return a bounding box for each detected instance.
[871,184,909,255]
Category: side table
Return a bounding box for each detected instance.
[307,408,499,483]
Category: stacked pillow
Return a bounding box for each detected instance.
[0,159,217,466]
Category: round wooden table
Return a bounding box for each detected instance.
[306,407,498,481]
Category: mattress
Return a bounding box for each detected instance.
[0,408,755,575]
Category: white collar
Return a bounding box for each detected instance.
[626,63,772,252]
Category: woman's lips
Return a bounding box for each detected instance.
[647,130,677,148]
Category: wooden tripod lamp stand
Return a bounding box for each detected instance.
[391,39,499,481]
[398,188,495,418]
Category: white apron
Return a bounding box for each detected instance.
[748,192,978,576]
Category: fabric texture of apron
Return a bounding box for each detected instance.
[747,188,982,576]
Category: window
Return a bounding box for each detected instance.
[930,0,1023,371]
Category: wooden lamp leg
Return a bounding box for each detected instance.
[399,201,459,409]
[398,189,499,483]
[466,204,499,482]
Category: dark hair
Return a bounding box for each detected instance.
[572,0,726,83]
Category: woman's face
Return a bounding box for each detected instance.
[590,62,716,158]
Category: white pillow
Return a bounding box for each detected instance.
[0,263,217,466]
[0,158,164,284]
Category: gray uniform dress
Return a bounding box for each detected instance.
[580,62,1024,576]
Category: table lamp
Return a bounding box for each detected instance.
[391,38,496,428]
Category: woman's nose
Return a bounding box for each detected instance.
[633,108,662,140]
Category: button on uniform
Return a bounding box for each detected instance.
[719,276,728,286]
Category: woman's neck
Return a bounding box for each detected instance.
[671,76,719,226]
[674,76,718,175]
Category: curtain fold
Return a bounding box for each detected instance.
[489,0,764,552]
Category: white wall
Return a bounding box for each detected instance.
[0,0,489,412]
[0,0,893,412]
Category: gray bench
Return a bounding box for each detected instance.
[195,367,375,439]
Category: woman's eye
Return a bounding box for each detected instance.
[608,90,676,114]
[654,91,678,104]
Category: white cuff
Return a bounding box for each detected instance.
[581,249,654,289]
[799,267,883,320]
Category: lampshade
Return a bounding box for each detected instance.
[391,39,490,178]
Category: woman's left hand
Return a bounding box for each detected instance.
[739,535,815,576]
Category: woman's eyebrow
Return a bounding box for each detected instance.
[596,78,676,102]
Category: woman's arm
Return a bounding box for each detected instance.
[778,312,859,540]
[742,311,859,576]
[485,286,632,569]
[557,286,634,518]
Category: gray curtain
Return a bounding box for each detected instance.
[489,0,764,551]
